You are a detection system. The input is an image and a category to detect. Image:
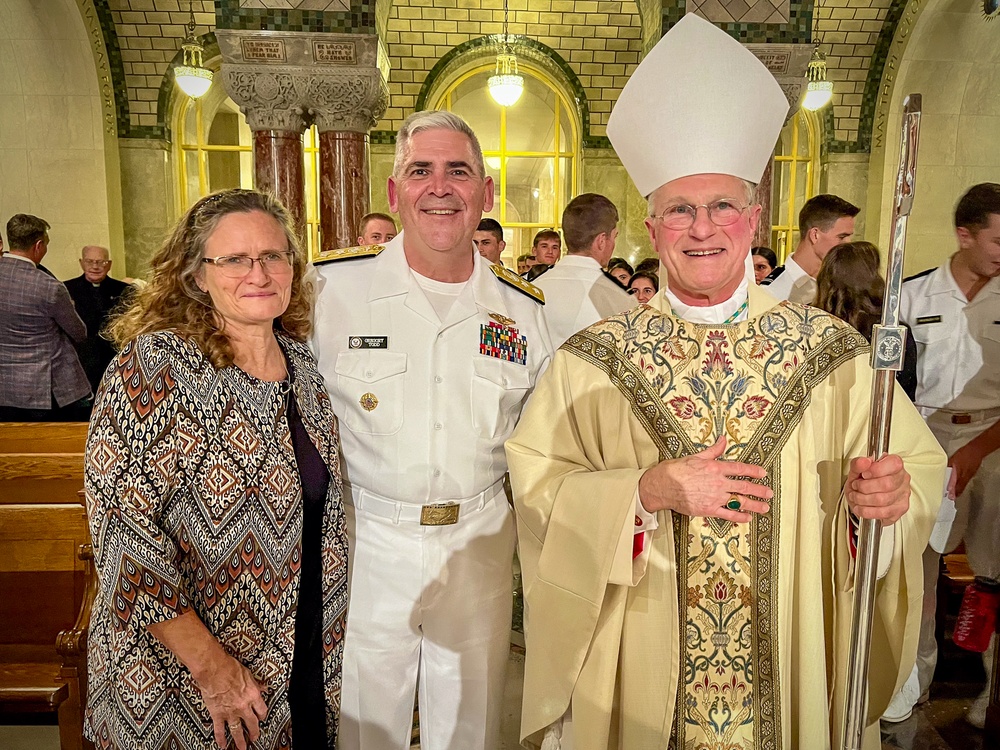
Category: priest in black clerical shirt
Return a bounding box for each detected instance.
[63,245,131,392]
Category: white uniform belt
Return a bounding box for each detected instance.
[919,406,1000,425]
[343,477,506,526]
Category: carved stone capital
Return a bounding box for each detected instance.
[217,29,389,134]
[220,66,310,132]
[310,70,389,133]
[745,43,814,121]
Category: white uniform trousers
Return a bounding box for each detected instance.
[910,415,1000,697]
[339,483,515,750]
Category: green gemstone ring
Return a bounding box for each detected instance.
[726,497,742,511]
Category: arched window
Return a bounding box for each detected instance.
[770,110,819,260]
[175,95,324,257]
[433,64,579,267]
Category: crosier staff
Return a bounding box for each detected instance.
[842,93,922,750]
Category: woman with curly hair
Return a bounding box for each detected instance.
[814,240,917,400]
[85,189,348,749]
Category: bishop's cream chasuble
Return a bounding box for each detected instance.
[507,286,946,750]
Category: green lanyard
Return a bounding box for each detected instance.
[723,298,749,325]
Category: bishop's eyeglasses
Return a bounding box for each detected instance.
[649,200,749,231]
[202,251,295,278]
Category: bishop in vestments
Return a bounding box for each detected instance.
[506,15,946,750]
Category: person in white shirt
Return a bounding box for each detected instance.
[533,193,635,346]
[312,110,554,750]
[474,217,506,266]
[763,194,858,302]
[883,182,1000,727]
[531,228,562,266]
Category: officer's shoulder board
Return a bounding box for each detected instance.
[490,264,545,304]
[314,244,385,266]
[760,265,785,286]
[903,266,937,283]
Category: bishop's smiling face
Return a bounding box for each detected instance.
[644,173,761,307]
[387,127,494,262]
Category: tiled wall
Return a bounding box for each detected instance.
[376,0,644,138]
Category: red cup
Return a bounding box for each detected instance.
[954,577,1000,653]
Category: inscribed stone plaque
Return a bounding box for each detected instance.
[241,39,287,62]
[314,41,357,65]
[755,51,791,75]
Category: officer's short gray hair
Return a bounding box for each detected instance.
[393,111,486,179]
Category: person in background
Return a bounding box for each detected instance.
[474,217,506,266]
[634,257,659,276]
[532,229,562,267]
[813,241,917,400]
[627,270,658,304]
[533,193,634,346]
[84,189,348,750]
[64,245,132,393]
[763,194,859,302]
[886,182,1000,727]
[357,212,397,246]
[0,213,90,421]
[607,257,633,287]
[517,253,534,275]
[752,246,777,284]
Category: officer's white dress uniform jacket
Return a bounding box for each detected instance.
[313,232,553,502]
[533,254,635,347]
[901,262,1000,577]
[311,232,553,749]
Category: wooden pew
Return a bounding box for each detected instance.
[0,422,94,749]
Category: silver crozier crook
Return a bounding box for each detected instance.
[841,93,922,750]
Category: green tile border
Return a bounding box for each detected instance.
[413,35,597,146]
[662,2,813,44]
[215,0,375,34]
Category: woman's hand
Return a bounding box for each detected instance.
[196,654,269,750]
[147,611,269,750]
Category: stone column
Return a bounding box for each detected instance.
[310,37,388,252]
[217,30,388,251]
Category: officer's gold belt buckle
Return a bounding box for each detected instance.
[420,503,460,526]
[951,413,972,425]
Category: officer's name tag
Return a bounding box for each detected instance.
[348,336,388,349]
[916,315,941,324]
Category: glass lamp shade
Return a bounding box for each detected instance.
[488,51,524,106]
[488,74,524,106]
[802,80,834,111]
[175,66,213,98]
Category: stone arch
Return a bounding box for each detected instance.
[414,37,594,145]
[866,0,1000,274]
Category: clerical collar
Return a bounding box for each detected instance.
[663,276,750,325]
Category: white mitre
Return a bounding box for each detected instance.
[606,13,789,197]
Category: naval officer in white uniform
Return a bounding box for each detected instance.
[312,110,553,750]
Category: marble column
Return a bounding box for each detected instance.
[253,128,305,232]
[217,30,389,252]
[318,130,370,251]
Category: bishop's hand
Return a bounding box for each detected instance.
[846,453,910,524]
[637,435,772,524]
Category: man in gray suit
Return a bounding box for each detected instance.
[0,214,91,421]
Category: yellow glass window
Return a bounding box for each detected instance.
[176,96,323,258]
[434,64,579,267]
[770,110,819,261]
